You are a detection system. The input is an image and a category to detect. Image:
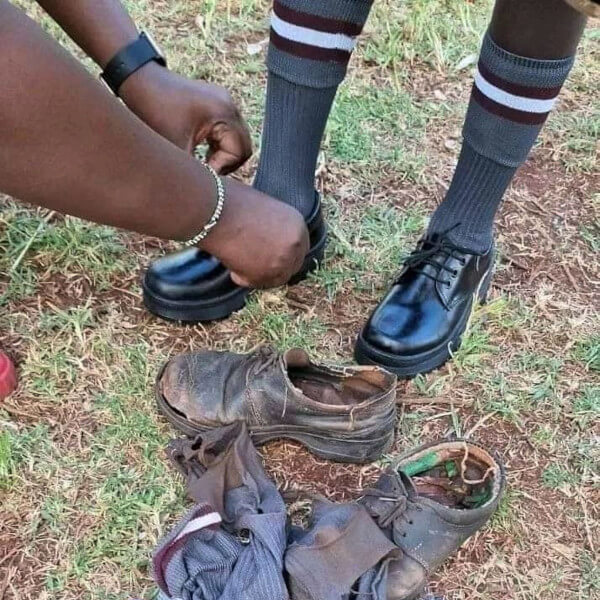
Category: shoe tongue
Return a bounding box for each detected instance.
[283,348,312,368]
[376,470,417,499]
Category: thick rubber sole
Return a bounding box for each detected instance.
[143,227,327,323]
[355,267,493,378]
[154,364,395,464]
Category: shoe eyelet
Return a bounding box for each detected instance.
[452,269,458,277]
[408,520,413,525]
[402,532,407,538]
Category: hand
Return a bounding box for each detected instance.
[201,179,310,289]
[119,62,252,174]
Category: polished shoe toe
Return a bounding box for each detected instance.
[143,248,247,322]
[143,193,328,323]
[145,248,228,300]
[364,295,456,356]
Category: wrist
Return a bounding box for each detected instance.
[118,60,166,109]
[100,31,166,97]
[97,30,139,69]
[183,164,226,247]
[200,179,247,255]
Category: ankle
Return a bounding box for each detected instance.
[253,172,316,220]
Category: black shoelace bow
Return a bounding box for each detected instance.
[400,226,470,287]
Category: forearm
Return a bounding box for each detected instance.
[34,0,164,108]
[0,1,213,241]
[34,0,138,67]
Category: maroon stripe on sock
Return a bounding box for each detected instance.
[153,505,220,596]
[478,61,562,100]
[472,85,549,125]
[270,28,351,63]
[273,0,364,36]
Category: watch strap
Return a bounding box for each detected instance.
[101,32,166,96]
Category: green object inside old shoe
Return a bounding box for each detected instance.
[400,450,494,509]
[401,451,440,477]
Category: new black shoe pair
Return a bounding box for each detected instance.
[143,194,494,377]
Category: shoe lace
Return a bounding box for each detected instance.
[360,484,422,531]
[248,346,280,376]
[399,225,469,287]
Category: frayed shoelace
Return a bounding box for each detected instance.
[249,346,280,376]
[359,485,423,530]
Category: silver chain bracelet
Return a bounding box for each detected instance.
[184,162,226,247]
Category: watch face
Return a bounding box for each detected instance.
[143,30,165,62]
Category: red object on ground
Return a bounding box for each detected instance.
[0,352,17,399]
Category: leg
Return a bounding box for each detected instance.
[356,0,588,376]
[143,0,374,322]
[490,0,587,58]
[427,0,586,253]
[253,0,374,218]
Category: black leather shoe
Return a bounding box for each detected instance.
[142,194,327,322]
[355,232,494,377]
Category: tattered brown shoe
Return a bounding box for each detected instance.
[359,439,506,599]
[156,347,397,463]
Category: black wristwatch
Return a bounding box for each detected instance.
[100,31,167,96]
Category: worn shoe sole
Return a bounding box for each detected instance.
[154,363,395,464]
[142,228,328,323]
[355,266,493,378]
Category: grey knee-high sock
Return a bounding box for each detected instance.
[254,0,373,218]
[428,33,575,253]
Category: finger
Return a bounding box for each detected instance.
[230,272,252,288]
[206,147,243,176]
[205,122,252,175]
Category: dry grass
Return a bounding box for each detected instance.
[1,1,599,599]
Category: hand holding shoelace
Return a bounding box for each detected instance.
[121,63,252,174]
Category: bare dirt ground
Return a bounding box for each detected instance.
[1,1,598,599]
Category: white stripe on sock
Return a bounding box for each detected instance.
[174,512,222,543]
[271,12,356,51]
[474,67,557,114]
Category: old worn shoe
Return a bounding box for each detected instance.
[359,439,505,599]
[156,346,398,463]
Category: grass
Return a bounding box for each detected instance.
[573,385,600,426]
[0,207,134,305]
[573,334,600,372]
[363,0,490,72]
[239,299,328,351]
[1,1,599,599]
[327,85,434,174]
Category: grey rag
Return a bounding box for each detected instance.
[152,423,396,600]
